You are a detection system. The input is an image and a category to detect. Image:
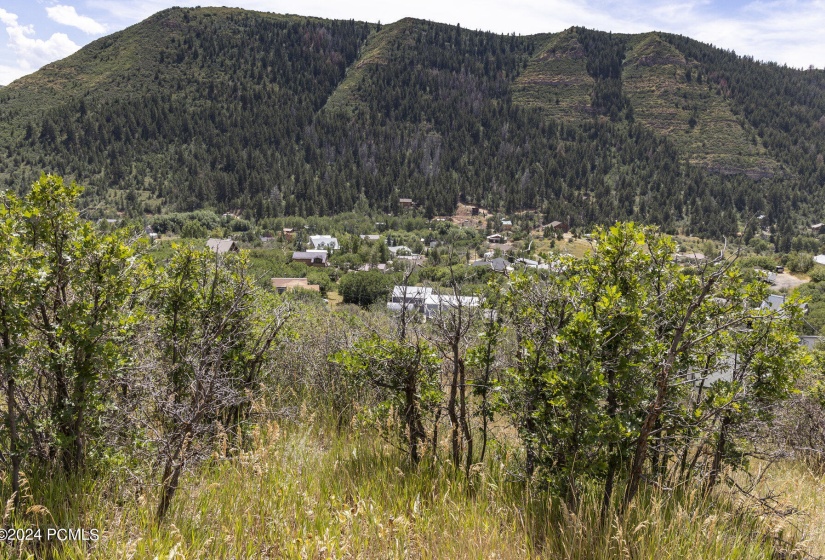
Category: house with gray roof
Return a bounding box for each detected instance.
[292,250,328,267]
[471,257,510,273]
[206,238,239,254]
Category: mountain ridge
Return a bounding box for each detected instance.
[1,7,823,242]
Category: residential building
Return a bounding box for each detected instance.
[390,286,433,310]
[291,250,328,267]
[673,252,707,264]
[206,238,239,254]
[471,257,510,273]
[310,235,340,251]
[388,245,413,256]
[423,293,480,319]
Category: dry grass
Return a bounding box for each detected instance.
[739,460,825,556]
[2,418,801,560]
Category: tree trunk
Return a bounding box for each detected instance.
[706,415,730,494]
[157,432,190,523]
[405,369,421,465]
[157,459,184,523]
[448,342,460,467]
[4,348,20,510]
[459,358,474,476]
[601,451,619,523]
[601,367,619,522]
[623,273,717,509]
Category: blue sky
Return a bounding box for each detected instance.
[2,0,824,85]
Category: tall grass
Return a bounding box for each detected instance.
[1,418,798,559]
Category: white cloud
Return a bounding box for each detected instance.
[0,8,21,27]
[0,63,28,85]
[0,7,81,80]
[46,5,107,35]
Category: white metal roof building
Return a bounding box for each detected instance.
[310,235,340,250]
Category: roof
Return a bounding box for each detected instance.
[399,198,413,203]
[814,255,825,265]
[360,234,381,241]
[388,245,413,255]
[761,294,786,312]
[501,220,512,226]
[357,263,388,272]
[310,235,340,250]
[799,335,823,350]
[487,233,503,240]
[206,238,238,254]
[471,258,509,272]
[549,221,564,227]
[292,250,328,263]
[391,286,433,300]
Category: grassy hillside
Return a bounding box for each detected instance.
[511,29,595,121]
[622,34,776,178]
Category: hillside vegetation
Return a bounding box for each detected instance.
[0,8,824,241]
[3,175,825,558]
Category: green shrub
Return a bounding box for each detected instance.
[338,271,394,306]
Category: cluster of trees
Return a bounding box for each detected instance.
[0,175,291,521]
[2,175,822,536]
[1,9,823,241]
[335,223,809,513]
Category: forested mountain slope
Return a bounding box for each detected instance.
[1,7,824,241]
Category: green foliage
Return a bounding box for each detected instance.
[737,255,778,271]
[785,251,815,273]
[150,211,222,234]
[0,174,145,473]
[337,271,395,306]
[181,219,207,238]
[334,333,442,463]
[306,269,333,295]
[2,9,824,237]
[809,265,825,283]
[792,235,823,254]
[502,223,806,503]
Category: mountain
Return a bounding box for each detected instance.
[1,7,824,242]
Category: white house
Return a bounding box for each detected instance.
[423,293,480,319]
[310,235,339,251]
[388,245,413,256]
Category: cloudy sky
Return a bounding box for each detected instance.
[2,0,824,85]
